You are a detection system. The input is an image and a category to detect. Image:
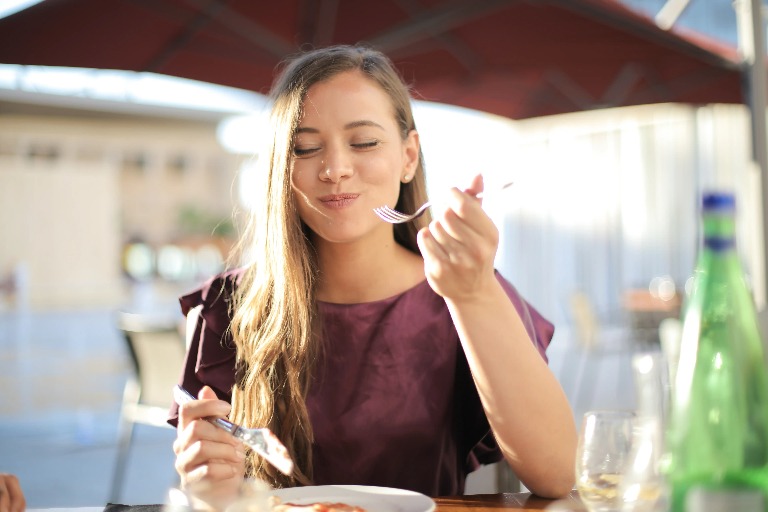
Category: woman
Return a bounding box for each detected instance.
[170,45,576,501]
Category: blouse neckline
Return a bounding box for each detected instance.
[317,278,431,308]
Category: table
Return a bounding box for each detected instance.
[435,491,582,511]
[29,491,584,512]
[622,288,681,345]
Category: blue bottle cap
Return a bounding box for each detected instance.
[702,191,736,212]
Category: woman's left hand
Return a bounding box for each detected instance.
[417,174,499,302]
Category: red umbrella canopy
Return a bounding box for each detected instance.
[0,0,745,119]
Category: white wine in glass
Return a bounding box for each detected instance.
[575,411,635,512]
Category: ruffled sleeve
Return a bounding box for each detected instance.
[167,268,244,427]
[462,271,555,472]
[496,271,554,362]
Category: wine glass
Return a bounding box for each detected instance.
[575,410,635,512]
[619,353,669,512]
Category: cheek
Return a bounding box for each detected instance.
[291,163,314,191]
[360,152,400,180]
[291,191,313,227]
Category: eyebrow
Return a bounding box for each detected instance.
[295,119,385,134]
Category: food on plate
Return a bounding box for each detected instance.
[270,496,366,512]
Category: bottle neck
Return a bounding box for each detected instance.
[702,211,736,251]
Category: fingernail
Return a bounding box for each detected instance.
[236,447,246,459]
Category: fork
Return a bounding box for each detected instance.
[373,181,514,223]
[173,385,294,476]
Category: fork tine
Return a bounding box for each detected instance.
[374,181,515,224]
[372,207,390,221]
[373,206,408,223]
[374,203,428,223]
[384,208,410,222]
[374,206,397,220]
[387,208,412,222]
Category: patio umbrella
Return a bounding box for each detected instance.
[7,0,768,307]
[0,0,745,120]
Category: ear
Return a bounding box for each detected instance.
[401,129,420,181]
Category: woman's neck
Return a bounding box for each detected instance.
[314,235,424,304]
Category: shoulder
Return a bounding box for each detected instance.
[174,269,243,402]
[179,267,246,317]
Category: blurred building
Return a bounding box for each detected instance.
[0,94,247,309]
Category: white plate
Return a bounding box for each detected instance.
[271,485,436,512]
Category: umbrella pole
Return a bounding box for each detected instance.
[736,0,768,310]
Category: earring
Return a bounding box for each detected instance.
[403,174,412,182]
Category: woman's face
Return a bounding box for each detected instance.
[290,70,419,245]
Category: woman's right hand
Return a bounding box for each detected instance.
[173,386,247,507]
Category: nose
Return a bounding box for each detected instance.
[319,145,354,183]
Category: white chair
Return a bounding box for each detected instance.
[562,291,636,418]
[569,292,600,351]
[110,311,186,503]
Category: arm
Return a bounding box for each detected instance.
[417,175,576,498]
[446,281,576,497]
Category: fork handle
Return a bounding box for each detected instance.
[476,180,514,197]
[173,384,200,408]
[173,385,232,429]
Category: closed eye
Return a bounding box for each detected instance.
[294,146,320,157]
[352,140,379,150]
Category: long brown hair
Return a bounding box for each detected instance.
[228,45,430,487]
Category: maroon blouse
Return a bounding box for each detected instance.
[168,268,554,497]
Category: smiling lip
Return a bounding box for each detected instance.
[319,193,359,209]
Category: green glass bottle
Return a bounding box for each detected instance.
[666,191,768,512]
